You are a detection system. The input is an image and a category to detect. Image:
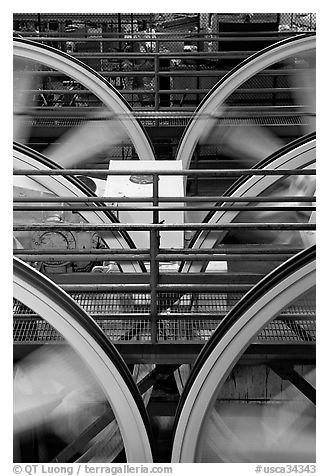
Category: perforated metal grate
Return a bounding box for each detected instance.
[257,318,315,343]
[13,315,152,343]
[13,300,37,315]
[14,292,315,318]
[96,319,152,341]
[14,317,63,343]
[13,292,245,316]
[157,292,243,314]
[157,319,219,342]
[13,292,316,345]
[22,112,305,129]
[215,116,304,126]
[69,291,151,314]
[281,296,316,317]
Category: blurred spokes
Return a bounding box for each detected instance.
[200,114,284,165]
[201,368,315,462]
[13,58,36,143]
[14,344,123,462]
[290,52,316,134]
[44,111,129,168]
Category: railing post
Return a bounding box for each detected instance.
[37,13,42,35]
[154,39,160,113]
[150,173,160,344]
[118,14,123,91]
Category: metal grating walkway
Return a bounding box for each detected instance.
[21,113,307,129]
[13,292,315,345]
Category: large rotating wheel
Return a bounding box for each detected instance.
[181,133,316,273]
[13,258,153,463]
[173,135,315,396]
[13,143,155,453]
[13,38,155,167]
[14,142,146,273]
[172,246,316,462]
[176,34,315,170]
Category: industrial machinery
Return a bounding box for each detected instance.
[13,258,153,463]
[13,15,316,463]
[172,246,315,462]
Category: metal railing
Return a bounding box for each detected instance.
[13,167,316,350]
[15,31,313,111]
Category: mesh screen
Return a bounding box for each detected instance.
[257,319,315,343]
[14,292,315,344]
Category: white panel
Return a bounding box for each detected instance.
[105,161,184,249]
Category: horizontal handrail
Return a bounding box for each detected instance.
[49,283,253,292]
[16,33,303,42]
[68,52,255,59]
[14,223,315,231]
[13,312,314,323]
[25,87,309,95]
[13,205,315,212]
[12,245,303,255]
[18,105,312,117]
[13,168,316,176]
[23,68,312,77]
[15,31,315,115]
[13,195,316,203]
[12,253,299,262]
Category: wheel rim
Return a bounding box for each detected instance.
[14,257,153,462]
[181,135,316,272]
[13,38,155,162]
[172,246,315,462]
[176,34,315,169]
[14,142,146,272]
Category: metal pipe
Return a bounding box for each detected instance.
[158,245,302,254]
[22,86,311,95]
[154,40,160,112]
[150,174,160,345]
[14,253,294,262]
[14,313,151,320]
[156,313,314,320]
[16,33,300,42]
[14,312,313,321]
[156,284,252,292]
[13,245,302,255]
[157,254,294,261]
[21,105,309,116]
[14,254,151,261]
[14,249,148,255]
[64,52,256,59]
[14,205,315,212]
[13,168,316,176]
[25,68,312,77]
[55,284,252,292]
[14,196,316,203]
[14,223,316,231]
[59,284,151,291]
